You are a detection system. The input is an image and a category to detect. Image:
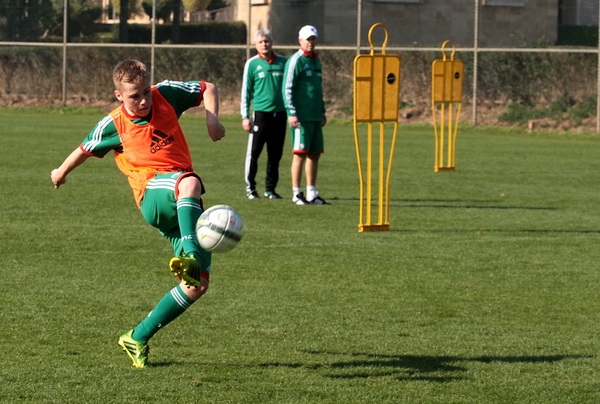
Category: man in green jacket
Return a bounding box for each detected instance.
[282,25,329,205]
[241,29,287,200]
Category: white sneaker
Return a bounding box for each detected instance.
[292,191,309,205]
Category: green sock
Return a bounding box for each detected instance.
[177,197,202,256]
[132,286,193,343]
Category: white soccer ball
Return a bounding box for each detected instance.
[196,205,244,253]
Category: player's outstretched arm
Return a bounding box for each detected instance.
[202,82,226,142]
[51,147,90,189]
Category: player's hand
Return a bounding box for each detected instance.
[288,116,299,129]
[51,169,66,189]
[242,118,253,133]
[207,120,226,142]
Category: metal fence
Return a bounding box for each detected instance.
[1,0,600,131]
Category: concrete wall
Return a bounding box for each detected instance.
[560,0,599,26]
[235,0,561,48]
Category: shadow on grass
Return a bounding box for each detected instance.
[258,351,593,382]
[333,197,557,211]
[391,228,600,234]
[345,198,600,235]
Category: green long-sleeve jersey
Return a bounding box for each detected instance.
[240,53,287,119]
[282,49,325,122]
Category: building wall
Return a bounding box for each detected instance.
[478,0,559,46]
[234,0,271,42]
[560,0,599,26]
[235,0,561,48]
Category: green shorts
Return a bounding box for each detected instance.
[140,172,211,272]
[290,121,324,154]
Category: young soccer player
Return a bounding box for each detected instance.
[50,59,226,368]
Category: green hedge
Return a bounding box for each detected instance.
[110,21,247,44]
[0,46,598,127]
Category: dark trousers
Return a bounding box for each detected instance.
[245,111,287,193]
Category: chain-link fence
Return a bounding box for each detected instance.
[1,0,599,130]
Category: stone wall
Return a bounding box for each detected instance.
[237,0,561,48]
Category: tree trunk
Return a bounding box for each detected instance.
[172,0,181,44]
[119,0,129,43]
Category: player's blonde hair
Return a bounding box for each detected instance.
[112,59,150,91]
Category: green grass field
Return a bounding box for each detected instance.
[1,108,600,403]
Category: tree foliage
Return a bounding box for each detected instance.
[182,0,211,14]
[206,0,231,12]
[0,0,232,42]
[0,0,101,41]
[68,0,103,40]
[206,0,231,20]
[110,0,143,19]
[141,0,174,22]
[0,0,54,41]
[141,0,215,21]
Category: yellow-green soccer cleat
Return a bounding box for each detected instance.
[118,330,149,369]
[169,254,202,287]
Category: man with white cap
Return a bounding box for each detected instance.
[282,24,329,205]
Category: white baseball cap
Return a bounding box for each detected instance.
[299,25,318,40]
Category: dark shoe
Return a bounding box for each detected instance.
[264,191,282,200]
[292,191,308,205]
[309,195,330,205]
[247,190,260,200]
